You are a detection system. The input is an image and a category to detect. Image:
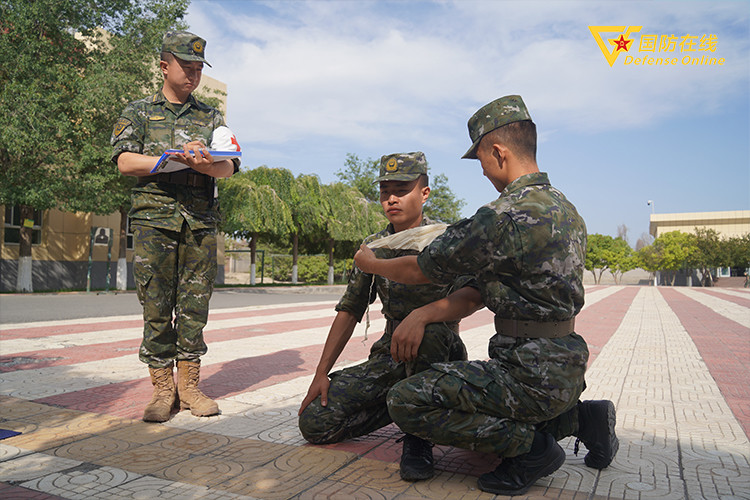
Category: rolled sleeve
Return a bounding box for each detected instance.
[417,209,498,285]
[110,107,144,165]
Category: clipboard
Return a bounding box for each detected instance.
[151,150,242,174]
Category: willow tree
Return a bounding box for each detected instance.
[219,172,293,285]
[323,183,387,284]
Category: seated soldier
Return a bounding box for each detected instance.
[298,152,477,481]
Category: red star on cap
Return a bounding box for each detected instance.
[612,34,632,52]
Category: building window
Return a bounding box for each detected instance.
[3,206,42,245]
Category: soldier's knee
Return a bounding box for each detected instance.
[298,403,339,444]
[386,379,415,424]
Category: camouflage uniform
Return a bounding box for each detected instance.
[299,154,473,445]
[111,35,239,369]
[387,98,589,459]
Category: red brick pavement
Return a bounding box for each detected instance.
[659,287,750,439]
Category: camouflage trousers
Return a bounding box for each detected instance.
[387,332,589,458]
[132,222,217,368]
[298,321,467,444]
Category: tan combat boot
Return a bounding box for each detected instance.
[176,360,219,417]
[143,364,177,422]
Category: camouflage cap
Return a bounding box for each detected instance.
[462,95,532,159]
[161,31,212,67]
[375,152,428,183]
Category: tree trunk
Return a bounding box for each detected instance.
[116,207,128,291]
[15,204,34,292]
[291,232,298,284]
[249,233,257,285]
[327,238,335,286]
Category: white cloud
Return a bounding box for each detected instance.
[184,0,749,233]
[189,0,748,148]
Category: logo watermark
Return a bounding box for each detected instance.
[589,26,724,67]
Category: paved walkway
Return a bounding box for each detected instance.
[0,285,748,499]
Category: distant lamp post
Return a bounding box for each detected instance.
[647,200,655,213]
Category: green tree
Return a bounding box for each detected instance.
[724,234,750,273]
[219,171,293,284]
[636,244,661,285]
[585,234,633,284]
[653,231,697,286]
[690,228,724,286]
[585,234,615,284]
[0,0,188,291]
[335,153,379,202]
[424,173,466,223]
[322,182,387,284]
[608,238,635,285]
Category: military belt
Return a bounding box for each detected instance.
[137,171,210,188]
[494,317,575,339]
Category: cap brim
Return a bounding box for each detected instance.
[374,173,421,183]
[170,53,212,67]
[461,138,481,159]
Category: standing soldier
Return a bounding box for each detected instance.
[355,96,618,495]
[111,31,240,422]
[298,152,479,481]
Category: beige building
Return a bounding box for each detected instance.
[1,76,231,292]
[649,210,750,239]
[649,210,750,280]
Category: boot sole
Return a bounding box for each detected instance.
[399,467,435,481]
[180,402,219,417]
[585,400,619,469]
[478,442,565,496]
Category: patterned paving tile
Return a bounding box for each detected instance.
[19,464,140,500]
[220,446,357,498]
[0,481,66,499]
[0,442,32,462]
[0,396,54,420]
[103,475,256,499]
[156,430,237,455]
[155,455,249,488]
[51,435,139,461]
[328,456,409,493]
[0,452,81,482]
[205,437,295,468]
[95,444,188,475]
[99,420,186,445]
[296,479,401,500]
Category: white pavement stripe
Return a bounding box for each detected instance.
[568,287,750,500]
[0,300,340,331]
[706,288,750,299]
[0,309,500,404]
[0,318,377,400]
[0,289,620,399]
[672,287,750,328]
[0,306,341,356]
[581,285,625,310]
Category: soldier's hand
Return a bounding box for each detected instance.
[391,313,426,363]
[353,244,376,273]
[298,373,330,415]
[171,141,215,173]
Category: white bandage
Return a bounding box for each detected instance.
[210,126,240,151]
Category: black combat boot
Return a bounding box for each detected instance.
[574,399,619,469]
[477,432,565,496]
[398,433,435,481]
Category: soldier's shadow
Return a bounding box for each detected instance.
[199,349,305,400]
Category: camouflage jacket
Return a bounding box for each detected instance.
[337,217,475,329]
[418,172,587,323]
[110,90,238,231]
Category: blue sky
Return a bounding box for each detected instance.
[185,0,749,246]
